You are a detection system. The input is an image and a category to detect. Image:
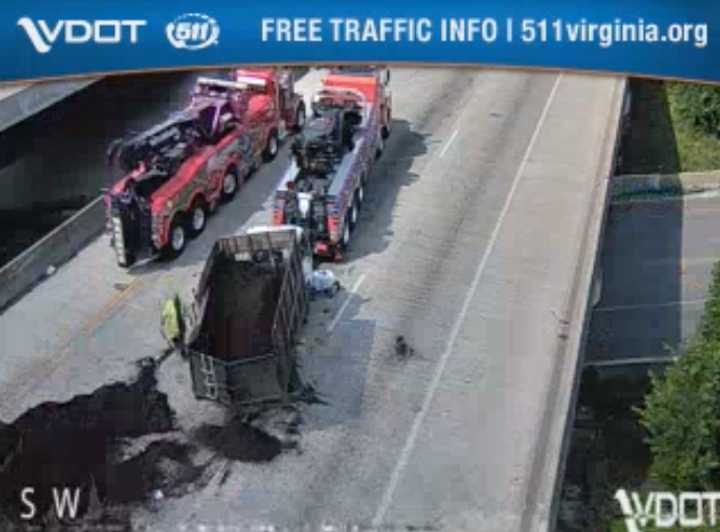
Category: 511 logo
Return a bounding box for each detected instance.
[165,13,220,50]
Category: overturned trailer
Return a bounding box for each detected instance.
[183,227,312,406]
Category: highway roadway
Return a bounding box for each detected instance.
[587,193,720,366]
[0,68,624,531]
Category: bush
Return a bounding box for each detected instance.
[638,263,720,490]
[669,82,720,137]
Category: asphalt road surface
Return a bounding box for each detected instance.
[0,68,623,531]
[587,194,720,365]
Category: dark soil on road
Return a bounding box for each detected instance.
[0,358,301,529]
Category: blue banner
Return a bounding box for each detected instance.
[3,0,718,83]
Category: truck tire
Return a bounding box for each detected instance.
[221,169,239,201]
[350,198,359,229]
[341,216,351,250]
[382,107,392,139]
[375,135,384,160]
[188,199,207,238]
[117,250,136,268]
[163,216,187,259]
[263,130,279,161]
[358,178,366,205]
[294,103,306,132]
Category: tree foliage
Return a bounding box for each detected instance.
[638,263,720,491]
[669,82,720,137]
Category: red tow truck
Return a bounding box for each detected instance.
[270,68,391,261]
[104,69,306,267]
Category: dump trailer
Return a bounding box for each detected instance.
[183,227,312,406]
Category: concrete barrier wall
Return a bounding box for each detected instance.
[545,77,630,532]
[0,196,105,312]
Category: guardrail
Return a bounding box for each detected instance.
[0,196,105,312]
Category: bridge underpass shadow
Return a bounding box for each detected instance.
[0,71,202,268]
[298,291,375,431]
[341,119,429,261]
[558,80,684,531]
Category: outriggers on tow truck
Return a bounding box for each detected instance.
[103,69,305,267]
[270,69,390,260]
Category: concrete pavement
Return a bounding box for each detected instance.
[0,68,625,531]
[587,194,720,364]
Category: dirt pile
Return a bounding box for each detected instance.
[0,358,303,528]
[198,258,283,360]
[0,362,192,528]
[193,417,284,462]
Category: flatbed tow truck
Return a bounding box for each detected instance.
[104,69,305,267]
[270,68,391,260]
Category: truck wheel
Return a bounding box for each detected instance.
[341,217,351,250]
[350,199,359,229]
[163,217,187,259]
[294,103,306,132]
[375,135,384,160]
[358,181,365,205]
[117,251,136,268]
[188,200,207,238]
[263,130,279,161]
[382,108,391,139]
[221,169,239,201]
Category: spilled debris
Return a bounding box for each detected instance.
[0,361,180,527]
[194,420,284,463]
[0,357,309,529]
[395,335,415,359]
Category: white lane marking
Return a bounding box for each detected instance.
[594,298,706,312]
[438,128,460,159]
[326,274,366,333]
[371,74,563,528]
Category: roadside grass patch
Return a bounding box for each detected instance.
[620,80,720,174]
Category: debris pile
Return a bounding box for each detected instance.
[0,363,198,527]
[198,258,283,360]
[193,418,284,462]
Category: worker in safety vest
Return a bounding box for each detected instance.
[161,294,186,356]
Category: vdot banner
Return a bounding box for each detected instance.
[3,0,717,83]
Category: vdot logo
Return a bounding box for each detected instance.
[615,489,720,531]
[166,13,220,50]
[17,17,146,54]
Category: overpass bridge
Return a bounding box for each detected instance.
[0,68,626,531]
[0,78,99,132]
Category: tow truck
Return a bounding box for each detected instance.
[230,67,307,141]
[329,65,392,138]
[104,69,305,267]
[270,68,390,260]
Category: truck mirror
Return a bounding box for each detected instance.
[384,70,391,85]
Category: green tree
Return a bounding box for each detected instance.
[638,263,720,491]
[668,82,720,137]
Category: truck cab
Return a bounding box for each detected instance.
[230,68,307,140]
[328,66,392,138]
